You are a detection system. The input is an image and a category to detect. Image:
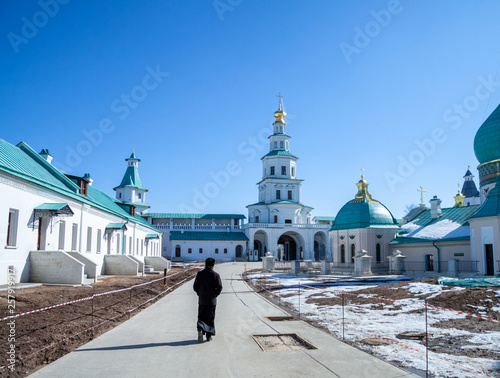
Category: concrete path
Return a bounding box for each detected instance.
[30,262,417,378]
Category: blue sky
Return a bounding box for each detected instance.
[2,0,500,219]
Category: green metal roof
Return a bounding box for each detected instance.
[127,151,140,161]
[406,205,480,227]
[114,165,147,190]
[122,201,151,208]
[314,216,336,221]
[331,198,399,230]
[106,223,128,230]
[0,138,160,233]
[145,213,246,219]
[145,234,159,239]
[474,102,500,164]
[468,177,500,219]
[169,231,249,241]
[261,150,299,159]
[34,203,69,211]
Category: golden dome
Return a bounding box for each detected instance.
[273,104,286,123]
[355,175,372,201]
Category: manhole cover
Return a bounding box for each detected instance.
[252,334,317,351]
[397,331,429,340]
[267,316,294,321]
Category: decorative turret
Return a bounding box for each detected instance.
[453,188,465,208]
[114,150,150,214]
[461,167,480,206]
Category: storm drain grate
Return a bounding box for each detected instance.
[266,316,294,321]
[252,333,317,352]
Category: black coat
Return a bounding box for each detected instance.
[193,268,223,306]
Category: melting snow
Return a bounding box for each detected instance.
[401,219,469,240]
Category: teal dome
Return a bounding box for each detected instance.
[331,198,399,230]
[474,103,500,164]
[331,175,399,230]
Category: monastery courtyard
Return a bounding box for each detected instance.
[28,262,415,378]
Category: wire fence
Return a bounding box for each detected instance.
[245,272,499,378]
[0,268,199,374]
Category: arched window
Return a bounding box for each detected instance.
[199,248,203,254]
[215,248,219,254]
[376,243,381,262]
[351,244,355,263]
[188,248,192,254]
[138,192,142,199]
[340,244,345,263]
[224,248,228,254]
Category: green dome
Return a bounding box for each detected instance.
[474,103,500,164]
[331,198,399,230]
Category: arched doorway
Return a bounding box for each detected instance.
[253,230,268,260]
[278,234,297,261]
[236,245,243,258]
[314,241,319,261]
[175,245,181,258]
[314,231,327,261]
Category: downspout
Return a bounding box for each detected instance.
[122,219,129,255]
[432,240,441,273]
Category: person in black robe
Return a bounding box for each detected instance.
[193,257,223,342]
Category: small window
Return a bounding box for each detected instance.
[188,248,192,254]
[6,209,19,247]
[340,244,346,263]
[276,190,281,200]
[288,190,292,200]
[280,141,284,148]
[71,224,78,251]
[292,167,295,176]
[86,227,92,252]
[376,243,381,262]
[281,166,286,175]
[140,242,143,255]
[274,215,278,223]
[119,193,122,199]
[351,244,356,263]
[285,219,292,224]
[274,141,277,148]
[285,140,289,150]
[58,220,65,250]
[199,248,203,254]
[255,216,259,223]
[224,248,228,254]
[270,166,275,175]
[215,248,219,254]
[97,230,102,253]
[138,192,142,199]
[129,236,132,254]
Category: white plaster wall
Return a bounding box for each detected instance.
[0,172,161,284]
[172,240,245,262]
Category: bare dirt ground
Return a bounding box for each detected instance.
[248,274,500,368]
[0,266,201,378]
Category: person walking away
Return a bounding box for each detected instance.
[193,258,223,342]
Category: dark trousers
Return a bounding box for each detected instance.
[197,304,216,335]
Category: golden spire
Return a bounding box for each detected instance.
[354,174,372,201]
[453,184,465,207]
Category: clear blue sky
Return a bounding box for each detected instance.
[2,0,500,219]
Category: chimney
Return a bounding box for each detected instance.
[430,196,442,218]
[39,149,53,164]
[83,173,93,186]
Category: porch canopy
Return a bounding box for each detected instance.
[34,203,74,217]
[105,223,128,233]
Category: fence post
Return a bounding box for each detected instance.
[278,278,281,306]
[342,292,345,341]
[425,298,429,378]
[91,293,94,337]
[163,268,167,286]
[129,287,132,319]
[298,281,301,319]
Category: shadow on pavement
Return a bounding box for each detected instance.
[75,340,202,352]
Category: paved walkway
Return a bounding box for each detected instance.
[30,263,417,377]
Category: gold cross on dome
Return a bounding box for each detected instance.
[417,186,426,205]
[276,93,283,106]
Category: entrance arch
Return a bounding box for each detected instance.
[253,230,268,260]
[175,245,181,258]
[277,231,305,261]
[313,231,327,261]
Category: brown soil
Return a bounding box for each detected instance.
[0,266,201,377]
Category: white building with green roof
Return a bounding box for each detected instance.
[0,140,164,285]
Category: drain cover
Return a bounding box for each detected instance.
[252,333,317,351]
